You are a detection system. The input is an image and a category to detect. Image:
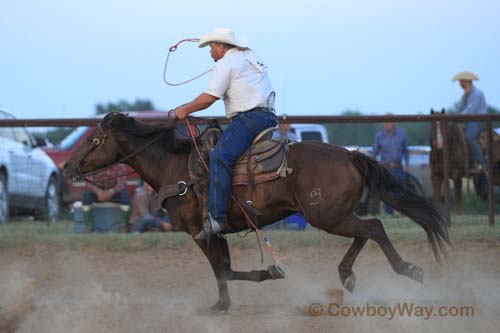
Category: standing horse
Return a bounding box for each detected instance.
[429,109,467,214]
[64,113,449,314]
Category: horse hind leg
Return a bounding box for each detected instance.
[338,237,367,292]
[321,215,424,290]
[356,216,424,284]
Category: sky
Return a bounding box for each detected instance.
[1,0,499,119]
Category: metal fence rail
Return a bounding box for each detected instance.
[1,113,498,226]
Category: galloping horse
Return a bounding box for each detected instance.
[429,109,468,214]
[64,113,449,314]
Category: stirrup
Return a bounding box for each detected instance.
[194,214,222,240]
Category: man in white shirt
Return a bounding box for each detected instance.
[173,28,278,239]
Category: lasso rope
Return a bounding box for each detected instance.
[163,38,213,86]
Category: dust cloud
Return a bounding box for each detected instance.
[0,241,498,332]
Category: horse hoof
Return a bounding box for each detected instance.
[407,264,424,284]
[197,302,229,316]
[342,274,356,293]
[267,265,287,279]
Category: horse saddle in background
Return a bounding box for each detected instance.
[192,121,291,187]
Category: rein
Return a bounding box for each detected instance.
[184,118,282,267]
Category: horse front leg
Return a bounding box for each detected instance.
[194,234,285,314]
[194,236,232,315]
[228,266,285,282]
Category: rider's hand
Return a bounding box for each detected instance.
[97,189,112,202]
[404,164,410,173]
[175,108,188,120]
[167,109,178,119]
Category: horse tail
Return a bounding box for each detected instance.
[349,151,449,263]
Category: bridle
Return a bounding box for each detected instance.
[73,121,175,185]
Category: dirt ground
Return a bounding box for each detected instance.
[1,240,499,333]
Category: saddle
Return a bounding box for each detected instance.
[194,124,291,187]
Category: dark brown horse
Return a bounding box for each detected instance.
[429,109,467,214]
[63,113,449,314]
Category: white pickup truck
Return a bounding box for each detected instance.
[0,108,60,223]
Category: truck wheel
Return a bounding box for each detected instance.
[35,176,60,223]
[0,174,8,224]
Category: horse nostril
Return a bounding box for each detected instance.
[63,162,69,171]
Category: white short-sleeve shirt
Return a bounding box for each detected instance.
[205,48,273,118]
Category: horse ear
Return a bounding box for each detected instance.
[102,113,114,129]
[441,108,445,114]
[430,108,435,114]
[102,112,122,129]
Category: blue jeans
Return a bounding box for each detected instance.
[385,167,406,214]
[131,214,171,233]
[209,110,278,223]
[465,121,486,169]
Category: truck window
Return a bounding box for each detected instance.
[12,127,33,146]
[59,126,89,150]
[300,131,323,142]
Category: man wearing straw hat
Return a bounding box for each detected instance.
[172,28,277,239]
[452,71,488,173]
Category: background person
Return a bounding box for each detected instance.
[453,71,488,174]
[129,181,172,233]
[82,163,130,205]
[81,163,130,231]
[372,116,409,215]
[273,122,297,141]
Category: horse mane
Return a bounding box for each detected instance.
[102,112,193,153]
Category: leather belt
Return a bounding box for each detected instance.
[231,107,275,121]
[248,107,273,113]
[384,162,402,169]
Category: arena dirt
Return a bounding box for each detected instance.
[1,240,499,333]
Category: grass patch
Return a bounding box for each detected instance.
[0,215,498,251]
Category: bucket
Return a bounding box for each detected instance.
[72,201,86,234]
[92,202,122,233]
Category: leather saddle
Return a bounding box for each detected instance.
[191,121,291,187]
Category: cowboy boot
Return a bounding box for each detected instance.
[194,213,223,240]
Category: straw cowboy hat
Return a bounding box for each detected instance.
[452,71,479,81]
[198,28,249,48]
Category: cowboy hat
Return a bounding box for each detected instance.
[452,71,479,81]
[198,28,249,48]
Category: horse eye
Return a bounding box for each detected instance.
[92,138,100,145]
